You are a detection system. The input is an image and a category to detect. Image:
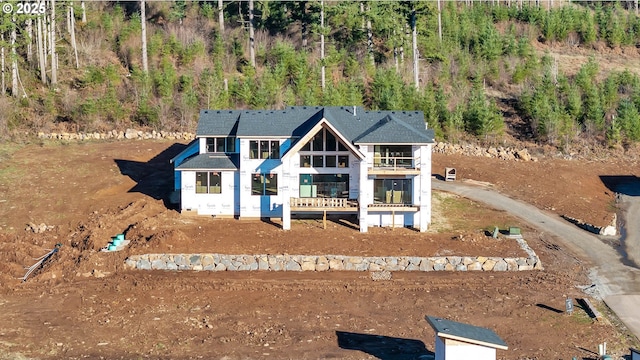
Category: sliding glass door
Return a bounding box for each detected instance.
[373,179,412,205]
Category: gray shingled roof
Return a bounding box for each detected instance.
[426,316,508,349]
[175,154,239,170]
[195,106,435,144]
[196,110,241,136]
[352,114,433,144]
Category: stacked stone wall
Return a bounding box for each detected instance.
[125,253,542,273]
[36,129,195,141]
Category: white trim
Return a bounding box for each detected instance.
[436,333,508,351]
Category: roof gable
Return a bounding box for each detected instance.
[281,117,364,160]
[426,316,508,350]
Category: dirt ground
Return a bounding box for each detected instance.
[0,139,639,360]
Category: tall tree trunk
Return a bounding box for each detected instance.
[70,1,79,68]
[141,0,148,73]
[249,0,255,67]
[11,15,18,97]
[37,13,47,84]
[320,0,325,90]
[393,29,399,72]
[301,1,308,48]
[437,0,442,42]
[67,3,71,33]
[50,0,57,86]
[218,0,224,32]
[366,4,373,65]
[412,5,419,90]
[1,34,5,95]
[81,1,86,22]
[27,18,33,63]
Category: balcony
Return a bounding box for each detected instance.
[369,156,420,175]
[290,197,358,212]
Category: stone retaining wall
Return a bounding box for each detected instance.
[124,253,542,272]
[37,128,195,141]
[433,142,537,162]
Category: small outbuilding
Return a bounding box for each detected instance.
[631,347,640,360]
[426,316,508,360]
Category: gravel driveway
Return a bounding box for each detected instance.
[433,178,640,340]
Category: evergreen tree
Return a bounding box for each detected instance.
[463,82,504,138]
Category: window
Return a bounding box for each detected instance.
[299,174,349,198]
[373,179,412,204]
[249,140,280,159]
[313,155,323,167]
[299,154,348,168]
[250,140,259,159]
[325,155,337,168]
[195,172,222,194]
[299,128,349,152]
[226,137,236,153]
[326,131,337,151]
[338,155,349,168]
[270,141,280,159]
[312,133,323,152]
[300,155,311,167]
[206,137,236,153]
[374,145,413,168]
[252,174,278,196]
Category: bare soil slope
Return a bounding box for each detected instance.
[0,139,638,360]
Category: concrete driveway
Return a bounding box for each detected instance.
[433,179,640,340]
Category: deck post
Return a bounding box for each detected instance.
[392,209,395,230]
[282,158,292,230]
[323,210,326,229]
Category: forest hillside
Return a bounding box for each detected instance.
[2,0,640,154]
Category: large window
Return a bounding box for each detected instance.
[373,145,413,168]
[195,172,222,194]
[300,154,349,168]
[299,174,349,198]
[373,179,412,204]
[300,128,348,152]
[206,137,236,153]
[252,174,278,196]
[249,140,280,159]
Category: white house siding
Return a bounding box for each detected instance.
[238,138,284,219]
[358,144,433,230]
[435,337,497,360]
[180,170,236,217]
[417,144,432,231]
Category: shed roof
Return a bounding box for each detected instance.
[425,316,508,350]
[175,154,239,171]
[195,106,435,144]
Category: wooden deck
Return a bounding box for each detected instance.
[290,197,358,212]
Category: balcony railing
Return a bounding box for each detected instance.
[290,197,357,208]
[372,156,418,171]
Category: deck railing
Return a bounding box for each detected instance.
[290,197,356,208]
[372,156,418,170]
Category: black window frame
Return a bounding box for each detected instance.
[249,140,280,159]
[251,173,278,196]
[195,171,222,194]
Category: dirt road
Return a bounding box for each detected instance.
[434,178,640,339]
